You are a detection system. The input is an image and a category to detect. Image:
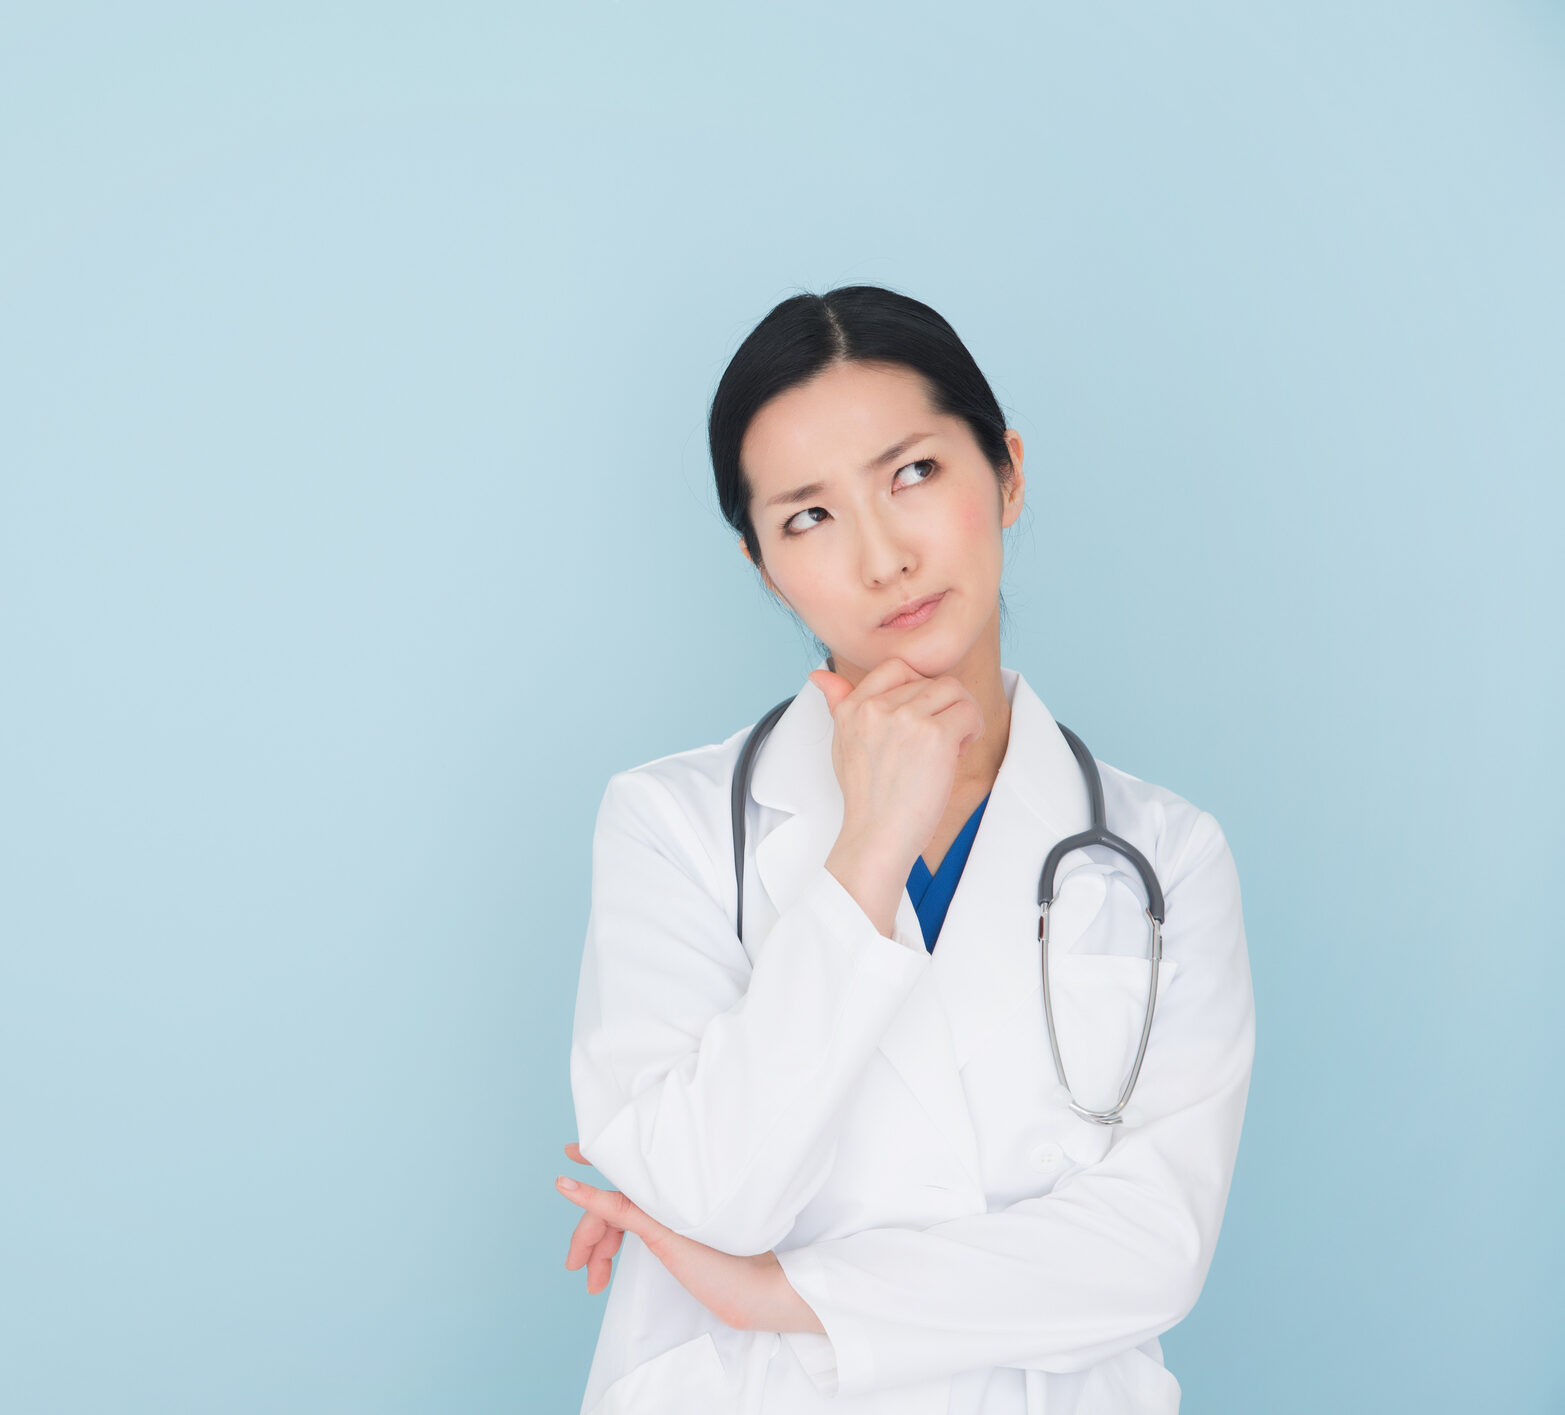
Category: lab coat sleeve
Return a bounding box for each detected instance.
[569,768,932,1257]
[772,810,1255,1397]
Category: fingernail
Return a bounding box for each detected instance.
[556,1175,580,1190]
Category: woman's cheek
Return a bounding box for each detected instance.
[952,493,992,541]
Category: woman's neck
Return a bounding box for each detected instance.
[923,606,1011,791]
[949,637,1012,794]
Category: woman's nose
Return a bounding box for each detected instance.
[857,515,914,586]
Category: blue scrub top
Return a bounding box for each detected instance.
[906,792,990,952]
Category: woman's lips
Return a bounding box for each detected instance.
[880,591,946,630]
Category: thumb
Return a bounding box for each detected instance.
[808,669,854,714]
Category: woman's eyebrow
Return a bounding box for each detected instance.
[763,431,937,508]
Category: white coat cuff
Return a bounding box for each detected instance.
[776,1244,871,1397]
[810,859,927,956]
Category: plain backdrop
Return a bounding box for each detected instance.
[2,3,1562,1412]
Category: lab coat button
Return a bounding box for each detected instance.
[1029,1142,1064,1171]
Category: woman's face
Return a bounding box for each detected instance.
[739,359,1025,681]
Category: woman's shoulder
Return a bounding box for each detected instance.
[607,717,753,805]
[1092,755,1236,891]
[591,717,760,878]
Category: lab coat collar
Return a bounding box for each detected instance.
[747,658,1095,1187]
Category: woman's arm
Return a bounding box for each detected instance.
[768,814,1254,1397]
[570,767,930,1257]
[555,1157,826,1335]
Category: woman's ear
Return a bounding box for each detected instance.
[740,536,782,601]
[999,429,1026,529]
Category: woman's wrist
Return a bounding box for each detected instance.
[825,833,910,938]
[765,1252,827,1335]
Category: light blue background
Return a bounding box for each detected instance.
[2,4,1561,1411]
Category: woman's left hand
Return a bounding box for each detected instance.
[556,1142,824,1335]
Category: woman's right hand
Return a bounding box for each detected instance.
[810,657,984,937]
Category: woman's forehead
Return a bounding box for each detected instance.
[742,365,954,489]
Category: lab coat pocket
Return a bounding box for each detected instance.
[1044,955,1178,1118]
[582,1331,730,1415]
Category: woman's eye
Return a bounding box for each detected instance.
[780,460,936,537]
[782,506,829,536]
[893,457,938,487]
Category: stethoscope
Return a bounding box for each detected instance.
[730,681,1166,1127]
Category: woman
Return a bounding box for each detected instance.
[556,286,1255,1414]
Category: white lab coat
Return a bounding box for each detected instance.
[568,661,1255,1415]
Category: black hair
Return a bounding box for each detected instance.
[707,284,1018,653]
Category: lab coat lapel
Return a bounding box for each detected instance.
[930,668,1094,1069]
[746,661,1093,1192]
[749,663,977,1187]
